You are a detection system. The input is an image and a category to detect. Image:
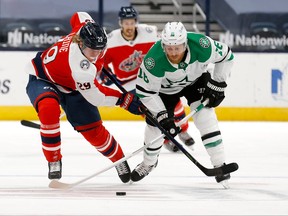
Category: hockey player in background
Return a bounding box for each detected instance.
[99,6,195,152]
[25,12,143,183]
[132,22,235,187]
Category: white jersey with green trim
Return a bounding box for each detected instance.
[135,32,234,114]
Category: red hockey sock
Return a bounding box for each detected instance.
[38,98,62,162]
[174,100,189,132]
[81,125,124,162]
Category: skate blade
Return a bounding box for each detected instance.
[186,144,195,151]
[49,180,72,189]
[219,180,230,189]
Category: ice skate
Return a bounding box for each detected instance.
[48,160,62,180]
[215,163,231,189]
[164,131,195,152]
[115,160,131,183]
[178,131,195,149]
[163,139,179,152]
[131,160,158,182]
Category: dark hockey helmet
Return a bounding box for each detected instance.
[118,6,138,20]
[79,22,107,50]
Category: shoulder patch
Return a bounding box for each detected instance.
[144,57,155,70]
[145,26,154,33]
[80,59,90,70]
[199,37,210,48]
[107,32,113,39]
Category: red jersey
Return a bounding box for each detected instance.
[25,12,121,107]
[104,24,159,82]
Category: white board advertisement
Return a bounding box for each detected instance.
[0,51,37,105]
[1,52,288,108]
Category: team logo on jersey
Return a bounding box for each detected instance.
[107,32,113,39]
[199,37,210,48]
[179,62,188,69]
[119,50,145,72]
[145,26,153,33]
[144,57,155,70]
[80,59,90,70]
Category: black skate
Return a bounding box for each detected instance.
[163,139,179,152]
[178,131,195,147]
[215,163,231,189]
[131,160,158,182]
[115,160,131,183]
[164,130,195,152]
[48,160,62,180]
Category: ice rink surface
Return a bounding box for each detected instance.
[0,120,287,215]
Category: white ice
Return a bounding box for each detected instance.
[0,120,287,215]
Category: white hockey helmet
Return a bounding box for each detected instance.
[161,22,187,47]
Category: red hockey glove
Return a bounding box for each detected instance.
[117,92,143,115]
[98,68,117,86]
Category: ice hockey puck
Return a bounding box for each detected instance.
[116,192,126,196]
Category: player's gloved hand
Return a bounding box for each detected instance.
[157,110,180,138]
[98,68,116,86]
[202,73,227,108]
[117,92,143,115]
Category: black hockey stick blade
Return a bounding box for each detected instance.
[202,162,239,177]
[20,120,40,129]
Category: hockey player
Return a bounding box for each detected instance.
[132,22,235,187]
[25,12,143,183]
[99,6,195,152]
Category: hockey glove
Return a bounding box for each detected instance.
[117,92,143,115]
[202,77,227,108]
[157,110,180,138]
[99,68,116,86]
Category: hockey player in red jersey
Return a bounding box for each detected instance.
[99,6,195,152]
[25,12,142,183]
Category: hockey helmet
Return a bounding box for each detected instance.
[161,22,187,46]
[79,22,107,50]
[118,6,138,20]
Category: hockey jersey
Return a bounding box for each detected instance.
[104,24,159,83]
[136,32,234,113]
[25,12,121,107]
[70,11,95,33]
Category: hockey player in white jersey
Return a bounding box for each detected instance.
[100,6,195,152]
[132,22,235,187]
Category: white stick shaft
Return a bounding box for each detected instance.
[176,99,208,127]
[76,134,164,186]
[49,133,165,189]
[60,112,66,119]
[49,100,208,189]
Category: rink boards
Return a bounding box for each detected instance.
[1,52,288,121]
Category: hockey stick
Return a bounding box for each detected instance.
[49,134,164,189]
[143,106,238,176]
[102,68,239,177]
[49,100,206,189]
[21,113,66,130]
[20,120,40,129]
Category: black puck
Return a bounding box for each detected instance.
[116,192,126,196]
